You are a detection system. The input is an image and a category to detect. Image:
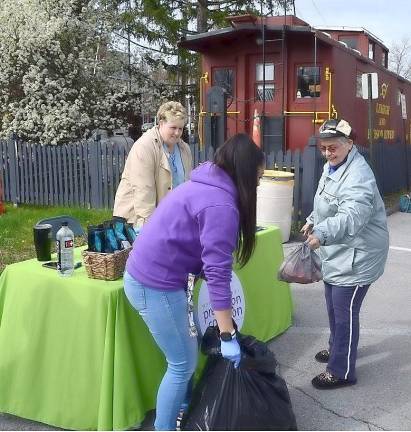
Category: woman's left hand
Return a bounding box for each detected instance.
[306,234,320,250]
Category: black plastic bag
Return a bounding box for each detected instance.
[278,242,322,284]
[181,326,297,431]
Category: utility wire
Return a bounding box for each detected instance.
[113,31,178,56]
[310,0,327,24]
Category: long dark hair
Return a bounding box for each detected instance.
[214,133,265,267]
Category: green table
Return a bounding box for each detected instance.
[0,226,293,430]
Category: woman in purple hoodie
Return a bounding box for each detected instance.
[124,133,265,430]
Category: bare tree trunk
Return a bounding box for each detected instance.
[197,0,208,33]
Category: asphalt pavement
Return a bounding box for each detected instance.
[269,211,411,430]
[1,212,410,431]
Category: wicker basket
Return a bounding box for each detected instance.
[82,247,132,281]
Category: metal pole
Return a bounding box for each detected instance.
[262,23,266,119]
[367,74,374,169]
[260,1,266,152]
[282,1,287,152]
[186,94,192,144]
[281,24,286,152]
[403,118,410,190]
[313,32,317,135]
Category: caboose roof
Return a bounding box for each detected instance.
[179,22,388,70]
[179,16,389,54]
[314,26,388,51]
[179,23,312,52]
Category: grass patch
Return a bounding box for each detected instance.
[290,220,304,239]
[2,189,405,271]
[383,189,408,211]
[0,203,112,274]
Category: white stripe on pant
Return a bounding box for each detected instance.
[344,285,360,380]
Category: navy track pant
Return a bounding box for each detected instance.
[324,282,370,382]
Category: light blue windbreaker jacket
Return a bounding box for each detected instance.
[307,146,389,286]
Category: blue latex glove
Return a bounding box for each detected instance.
[220,338,241,368]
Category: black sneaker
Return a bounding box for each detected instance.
[311,371,356,389]
[315,349,330,363]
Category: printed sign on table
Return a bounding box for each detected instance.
[195,271,246,335]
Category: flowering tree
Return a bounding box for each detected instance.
[0,0,293,143]
[0,0,143,144]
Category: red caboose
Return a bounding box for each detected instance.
[180,14,411,152]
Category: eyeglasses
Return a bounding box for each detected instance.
[318,142,343,154]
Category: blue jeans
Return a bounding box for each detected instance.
[324,282,370,381]
[123,271,198,431]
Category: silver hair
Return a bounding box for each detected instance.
[336,136,352,146]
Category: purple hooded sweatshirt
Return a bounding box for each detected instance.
[126,161,239,311]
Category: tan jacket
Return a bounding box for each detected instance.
[113,126,192,226]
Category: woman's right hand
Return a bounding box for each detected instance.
[300,223,313,237]
[214,309,241,367]
[220,338,241,368]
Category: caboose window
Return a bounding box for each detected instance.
[382,50,388,68]
[255,62,275,101]
[368,41,375,60]
[256,63,274,81]
[338,36,358,49]
[212,68,235,98]
[256,84,275,101]
[296,66,320,98]
[356,72,363,98]
[397,90,403,106]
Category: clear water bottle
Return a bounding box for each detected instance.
[56,222,74,277]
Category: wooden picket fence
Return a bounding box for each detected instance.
[0,138,133,210]
[0,170,4,214]
[1,136,410,224]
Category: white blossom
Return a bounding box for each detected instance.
[0,0,145,144]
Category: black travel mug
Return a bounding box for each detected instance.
[33,224,52,261]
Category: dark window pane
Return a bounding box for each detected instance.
[368,42,375,60]
[338,36,358,49]
[212,68,235,98]
[296,66,320,98]
[382,51,388,68]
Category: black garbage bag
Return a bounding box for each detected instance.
[278,242,322,284]
[181,326,297,431]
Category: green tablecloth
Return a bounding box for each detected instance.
[0,226,293,430]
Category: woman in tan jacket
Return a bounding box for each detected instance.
[113,101,192,228]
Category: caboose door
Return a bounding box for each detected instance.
[246,54,283,152]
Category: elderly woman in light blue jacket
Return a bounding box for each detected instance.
[301,118,389,390]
